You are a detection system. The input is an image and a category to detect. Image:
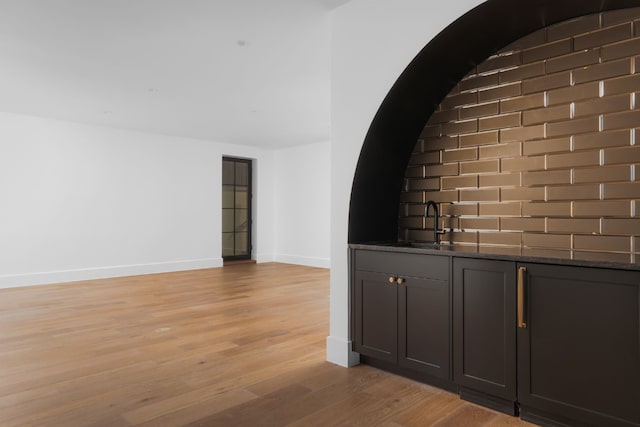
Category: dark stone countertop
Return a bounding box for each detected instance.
[349,242,640,272]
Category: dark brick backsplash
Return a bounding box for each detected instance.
[546,14,600,42]
[547,81,599,105]
[400,9,640,260]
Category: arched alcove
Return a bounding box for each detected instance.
[348,0,640,244]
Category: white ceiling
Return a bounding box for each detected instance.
[0,0,350,147]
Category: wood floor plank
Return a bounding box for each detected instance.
[433,405,498,426]
[125,388,259,426]
[0,262,534,426]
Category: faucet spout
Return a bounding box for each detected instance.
[424,200,442,244]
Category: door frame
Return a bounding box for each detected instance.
[222,156,253,261]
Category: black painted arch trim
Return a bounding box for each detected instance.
[348,0,640,244]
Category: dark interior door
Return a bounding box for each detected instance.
[222,157,252,261]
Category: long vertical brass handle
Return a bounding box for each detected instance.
[518,266,527,328]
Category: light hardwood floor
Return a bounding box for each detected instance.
[0,263,533,426]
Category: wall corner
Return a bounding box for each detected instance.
[326,335,360,367]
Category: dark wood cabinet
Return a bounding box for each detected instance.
[398,273,449,379]
[352,249,451,381]
[517,263,640,427]
[453,258,640,425]
[352,247,640,427]
[453,258,517,414]
[353,270,397,362]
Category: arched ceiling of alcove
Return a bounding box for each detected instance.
[348,0,640,244]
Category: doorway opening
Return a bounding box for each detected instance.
[222,157,252,262]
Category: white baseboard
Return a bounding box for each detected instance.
[0,258,223,289]
[274,254,330,269]
[326,335,360,367]
[255,253,275,263]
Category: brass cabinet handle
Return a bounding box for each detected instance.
[396,277,405,285]
[518,266,527,328]
[388,276,396,283]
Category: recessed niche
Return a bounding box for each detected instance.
[399,8,640,262]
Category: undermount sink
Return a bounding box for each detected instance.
[406,242,446,249]
[376,241,451,250]
[402,242,451,249]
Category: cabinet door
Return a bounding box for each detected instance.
[398,275,450,379]
[518,263,640,427]
[353,270,398,362]
[453,258,517,404]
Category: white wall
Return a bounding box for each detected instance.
[274,141,331,268]
[0,112,276,288]
[327,0,484,366]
